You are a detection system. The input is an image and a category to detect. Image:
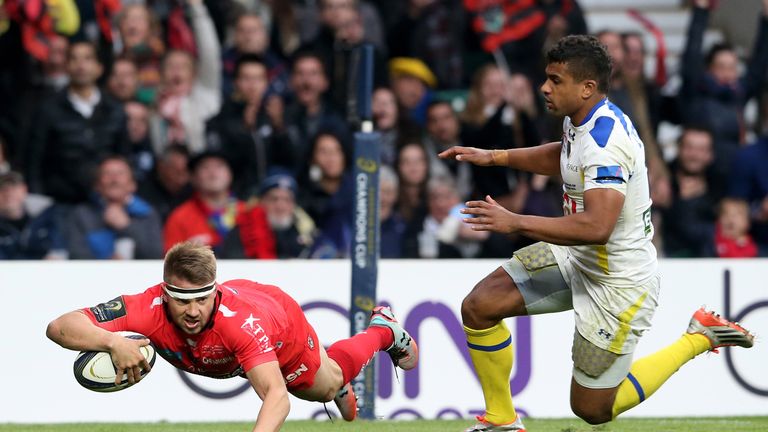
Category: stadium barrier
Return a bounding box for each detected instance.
[2,259,765,422]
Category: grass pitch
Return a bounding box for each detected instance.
[3,418,768,431]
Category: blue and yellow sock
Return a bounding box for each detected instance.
[612,333,711,418]
[465,321,517,425]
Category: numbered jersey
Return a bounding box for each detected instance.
[560,99,657,286]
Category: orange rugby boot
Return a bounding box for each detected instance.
[464,414,527,431]
[686,307,755,352]
[333,383,357,421]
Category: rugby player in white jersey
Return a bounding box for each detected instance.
[439,35,754,432]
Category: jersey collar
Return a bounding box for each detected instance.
[576,98,608,128]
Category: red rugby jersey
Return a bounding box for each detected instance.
[82,279,308,378]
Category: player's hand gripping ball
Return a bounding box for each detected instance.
[73,331,156,392]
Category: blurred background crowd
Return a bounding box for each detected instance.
[1,0,768,261]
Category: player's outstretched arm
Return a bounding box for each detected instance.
[437,146,495,166]
[439,141,562,176]
[46,311,151,385]
[246,361,290,432]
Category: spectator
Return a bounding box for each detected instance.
[25,41,130,204]
[620,31,667,140]
[284,51,347,173]
[206,54,294,198]
[680,0,768,178]
[125,101,155,182]
[228,0,273,29]
[269,0,307,60]
[728,134,768,250]
[115,3,164,104]
[389,57,436,125]
[37,34,70,92]
[255,172,317,259]
[316,0,385,52]
[663,127,722,257]
[462,64,507,128]
[163,151,275,258]
[424,100,473,200]
[395,141,430,224]
[379,165,406,258]
[602,30,673,252]
[372,86,420,167]
[221,13,289,99]
[714,197,758,258]
[0,172,66,260]
[15,35,69,169]
[297,131,353,258]
[405,174,489,258]
[620,31,673,232]
[461,69,543,208]
[308,4,387,120]
[150,0,221,155]
[596,30,635,119]
[388,0,464,89]
[67,156,162,260]
[463,65,544,139]
[138,145,194,223]
[107,57,140,103]
[540,0,589,52]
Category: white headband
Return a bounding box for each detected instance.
[163,281,217,300]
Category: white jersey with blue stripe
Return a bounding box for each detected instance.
[559,98,657,286]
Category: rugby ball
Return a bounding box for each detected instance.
[73,331,156,392]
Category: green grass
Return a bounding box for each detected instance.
[3,418,768,432]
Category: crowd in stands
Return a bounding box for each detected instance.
[1,0,768,260]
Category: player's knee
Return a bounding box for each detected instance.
[460,289,483,327]
[571,402,612,425]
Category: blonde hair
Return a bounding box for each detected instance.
[163,242,217,285]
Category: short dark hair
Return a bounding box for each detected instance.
[705,42,735,67]
[291,50,326,76]
[187,150,230,173]
[0,171,25,189]
[426,99,454,115]
[546,35,612,93]
[67,41,100,63]
[234,54,267,78]
[682,123,714,137]
[96,155,134,181]
[161,144,191,161]
[112,55,138,69]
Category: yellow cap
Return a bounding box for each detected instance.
[389,57,438,88]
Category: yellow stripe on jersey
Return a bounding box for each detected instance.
[609,291,649,353]
[595,245,609,274]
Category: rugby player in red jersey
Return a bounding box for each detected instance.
[46,241,418,431]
